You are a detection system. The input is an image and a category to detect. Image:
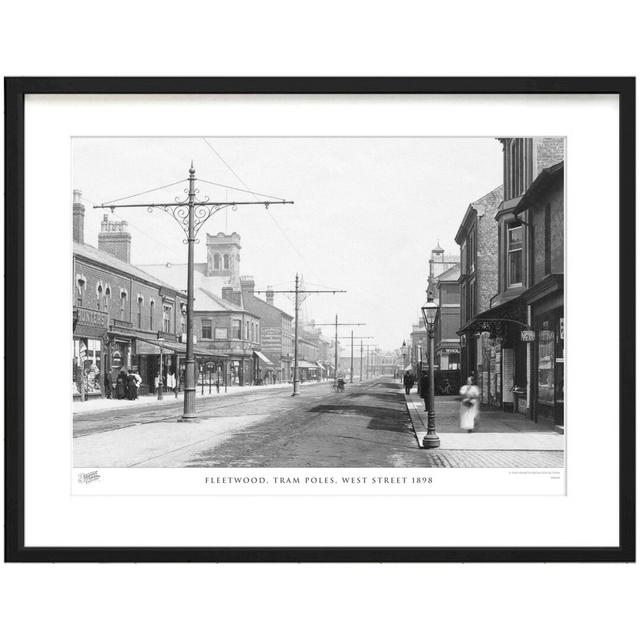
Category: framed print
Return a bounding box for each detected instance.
[4,77,635,562]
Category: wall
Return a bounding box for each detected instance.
[530,179,564,284]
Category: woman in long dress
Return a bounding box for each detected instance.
[459,376,481,432]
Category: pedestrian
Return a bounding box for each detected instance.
[459,375,481,432]
[126,369,138,400]
[403,370,414,395]
[104,370,113,399]
[116,369,127,400]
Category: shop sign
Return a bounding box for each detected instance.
[77,307,108,328]
[539,330,554,342]
[521,330,536,342]
[205,361,216,370]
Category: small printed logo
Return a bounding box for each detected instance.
[77,470,101,484]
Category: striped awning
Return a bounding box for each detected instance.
[253,350,274,366]
[297,360,319,369]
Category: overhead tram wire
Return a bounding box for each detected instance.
[80,194,178,256]
[200,138,321,280]
[196,178,288,203]
[101,179,188,205]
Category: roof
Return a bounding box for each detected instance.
[513,161,563,215]
[242,292,293,321]
[433,240,444,253]
[196,288,249,313]
[454,185,504,244]
[436,264,461,283]
[74,242,185,295]
[137,262,249,312]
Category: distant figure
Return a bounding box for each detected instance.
[403,371,414,395]
[116,369,128,400]
[104,370,113,399]
[459,376,481,432]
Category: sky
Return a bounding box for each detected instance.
[73,137,503,351]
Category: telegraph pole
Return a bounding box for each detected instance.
[333,335,374,383]
[314,318,365,386]
[94,163,293,421]
[255,277,345,396]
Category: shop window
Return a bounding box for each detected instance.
[202,319,212,339]
[507,222,523,287]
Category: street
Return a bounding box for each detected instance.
[74,377,563,468]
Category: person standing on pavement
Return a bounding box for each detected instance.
[116,369,127,400]
[104,370,113,399]
[459,376,481,432]
[403,370,414,395]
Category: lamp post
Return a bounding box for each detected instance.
[401,340,407,373]
[157,337,165,400]
[420,300,440,449]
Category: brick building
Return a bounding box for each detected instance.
[72,190,189,399]
[465,138,564,429]
[455,185,504,405]
[139,233,270,386]
[239,277,294,383]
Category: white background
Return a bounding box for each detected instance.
[1,1,638,639]
[27,94,598,546]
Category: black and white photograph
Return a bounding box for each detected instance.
[71,136,565,473]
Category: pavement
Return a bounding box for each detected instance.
[404,389,564,454]
[73,380,324,414]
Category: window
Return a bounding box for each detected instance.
[214,327,228,339]
[120,290,127,320]
[467,228,475,274]
[181,313,186,336]
[150,300,155,330]
[104,286,111,312]
[460,240,467,275]
[137,296,143,329]
[507,223,523,286]
[163,305,172,333]
[544,203,551,275]
[232,319,241,339]
[76,278,85,307]
[96,284,103,310]
[201,319,212,339]
[213,253,221,270]
[223,254,230,270]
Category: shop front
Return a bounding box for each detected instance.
[72,307,108,400]
[526,276,564,429]
[253,350,275,385]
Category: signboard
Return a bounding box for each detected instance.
[76,307,108,327]
[521,330,536,342]
[205,361,216,370]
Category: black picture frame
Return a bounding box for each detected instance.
[4,77,635,563]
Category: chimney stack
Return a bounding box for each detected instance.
[266,286,274,306]
[221,286,233,302]
[230,289,243,307]
[240,276,255,297]
[73,189,85,244]
[98,213,132,263]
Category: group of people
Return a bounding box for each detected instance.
[104,368,142,400]
[402,370,481,432]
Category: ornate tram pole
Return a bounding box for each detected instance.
[94,163,293,421]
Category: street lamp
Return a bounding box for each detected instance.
[401,340,407,372]
[157,337,165,401]
[420,299,440,449]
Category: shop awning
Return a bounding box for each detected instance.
[136,338,214,357]
[253,350,274,366]
[458,296,529,336]
[298,360,319,369]
[73,324,108,340]
[316,361,326,371]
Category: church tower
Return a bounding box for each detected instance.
[206,232,242,287]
